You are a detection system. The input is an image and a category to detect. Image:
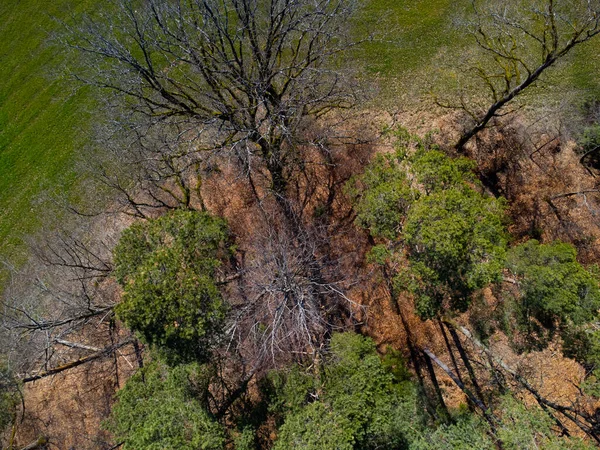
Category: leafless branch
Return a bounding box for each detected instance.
[443,0,600,150]
[63,0,364,217]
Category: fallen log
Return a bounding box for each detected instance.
[444,320,595,442]
[22,339,133,383]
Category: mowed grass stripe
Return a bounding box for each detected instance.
[0,0,96,265]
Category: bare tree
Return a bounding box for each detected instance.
[437,0,600,150]
[444,320,600,443]
[65,0,362,219]
[0,219,132,384]
[226,215,359,367]
[75,125,210,218]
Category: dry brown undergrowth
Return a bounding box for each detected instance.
[11,109,600,448]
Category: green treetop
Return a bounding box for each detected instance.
[106,359,225,450]
[272,332,420,450]
[505,239,600,351]
[349,129,508,319]
[403,186,507,319]
[113,210,232,363]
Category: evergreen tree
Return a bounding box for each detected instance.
[349,129,507,319]
[113,210,232,363]
[272,332,420,449]
[505,240,600,351]
[106,360,225,450]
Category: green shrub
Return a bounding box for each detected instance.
[114,210,231,363]
[579,124,600,155]
[106,360,225,450]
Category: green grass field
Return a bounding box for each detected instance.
[353,0,467,76]
[0,0,599,281]
[352,0,600,107]
[0,0,99,273]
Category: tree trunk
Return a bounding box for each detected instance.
[22,339,133,383]
[422,349,451,422]
[456,55,557,151]
[448,321,595,442]
[215,368,257,420]
[17,436,48,450]
[423,348,503,449]
[443,321,485,405]
[438,320,465,386]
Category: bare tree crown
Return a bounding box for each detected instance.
[437,0,600,149]
[69,0,359,184]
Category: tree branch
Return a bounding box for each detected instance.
[22,339,133,384]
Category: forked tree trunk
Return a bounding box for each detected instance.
[443,321,485,405]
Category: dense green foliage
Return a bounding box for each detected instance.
[579,124,600,155]
[350,130,508,318]
[348,130,481,240]
[270,333,594,450]
[271,333,420,449]
[411,415,493,450]
[403,186,507,318]
[412,396,594,450]
[106,360,225,450]
[106,333,420,450]
[492,396,593,450]
[348,151,414,240]
[104,316,598,450]
[505,240,600,350]
[114,210,231,363]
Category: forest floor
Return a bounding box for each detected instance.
[13,106,600,446]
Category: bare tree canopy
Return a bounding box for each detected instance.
[437,0,600,150]
[66,0,361,216]
[229,220,357,365]
[0,224,123,382]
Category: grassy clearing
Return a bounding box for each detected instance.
[353,0,468,77]
[0,0,96,268]
[354,0,600,110]
[568,44,600,101]
[351,0,473,109]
